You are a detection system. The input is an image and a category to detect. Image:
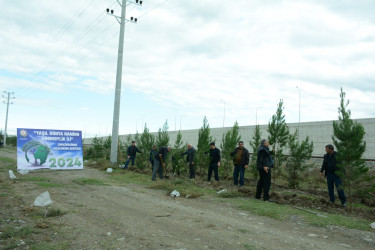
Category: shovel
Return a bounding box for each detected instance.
[160,155,169,178]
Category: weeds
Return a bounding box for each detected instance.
[73,178,108,186]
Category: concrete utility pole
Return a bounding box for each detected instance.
[107,0,142,166]
[2,91,15,147]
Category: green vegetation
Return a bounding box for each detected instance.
[45,208,66,217]
[1,226,35,239]
[333,88,375,210]
[196,116,213,174]
[285,130,314,188]
[73,177,108,186]
[156,120,170,147]
[268,99,289,190]
[220,121,241,179]
[249,124,262,180]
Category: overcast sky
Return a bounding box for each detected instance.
[1,0,374,138]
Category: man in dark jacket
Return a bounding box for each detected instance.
[207,142,221,181]
[320,144,346,207]
[230,141,249,187]
[149,145,157,169]
[124,141,142,169]
[152,146,171,181]
[255,139,273,201]
[181,144,196,179]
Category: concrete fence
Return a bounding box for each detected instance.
[83,118,375,160]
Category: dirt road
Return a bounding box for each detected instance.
[1,149,375,249]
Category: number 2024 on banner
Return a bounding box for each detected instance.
[49,157,82,168]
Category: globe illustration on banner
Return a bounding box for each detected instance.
[21,140,51,166]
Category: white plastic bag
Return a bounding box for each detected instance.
[106,168,113,173]
[170,190,180,197]
[9,170,16,179]
[19,169,29,175]
[34,191,53,207]
[217,189,227,194]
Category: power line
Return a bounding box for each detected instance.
[15,0,173,99]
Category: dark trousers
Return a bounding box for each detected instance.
[208,162,219,181]
[256,169,271,201]
[326,173,346,204]
[124,156,135,168]
[152,160,163,180]
[150,160,154,169]
[189,162,195,179]
[233,165,245,186]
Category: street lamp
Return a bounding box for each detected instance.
[255,107,262,125]
[220,99,226,127]
[179,115,186,131]
[296,86,302,137]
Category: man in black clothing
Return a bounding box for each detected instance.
[320,144,346,207]
[230,141,249,187]
[152,146,171,181]
[149,145,157,169]
[181,144,196,179]
[207,142,221,181]
[255,139,273,201]
[124,141,142,169]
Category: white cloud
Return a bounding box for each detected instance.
[0,0,374,136]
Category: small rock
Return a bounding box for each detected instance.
[238,212,247,216]
[18,240,25,246]
[107,232,112,236]
[370,222,375,229]
[340,243,352,248]
[18,220,26,224]
[117,237,126,241]
[323,236,329,239]
[106,168,113,173]
[308,233,318,237]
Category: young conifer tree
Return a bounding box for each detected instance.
[196,116,213,173]
[267,99,289,189]
[249,125,262,180]
[332,88,373,210]
[156,120,170,147]
[285,130,313,188]
[220,121,241,179]
[172,130,187,175]
[136,124,155,169]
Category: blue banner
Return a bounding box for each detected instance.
[17,128,83,170]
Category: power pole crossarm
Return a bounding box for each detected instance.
[2,91,15,147]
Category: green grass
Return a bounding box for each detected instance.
[232,199,371,230]
[19,176,50,182]
[243,243,256,250]
[0,192,9,197]
[73,177,108,186]
[0,156,16,164]
[218,190,242,198]
[109,170,216,198]
[1,226,35,239]
[35,182,65,188]
[31,242,71,250]
[45,208,66,217]
[239,228,249,234]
